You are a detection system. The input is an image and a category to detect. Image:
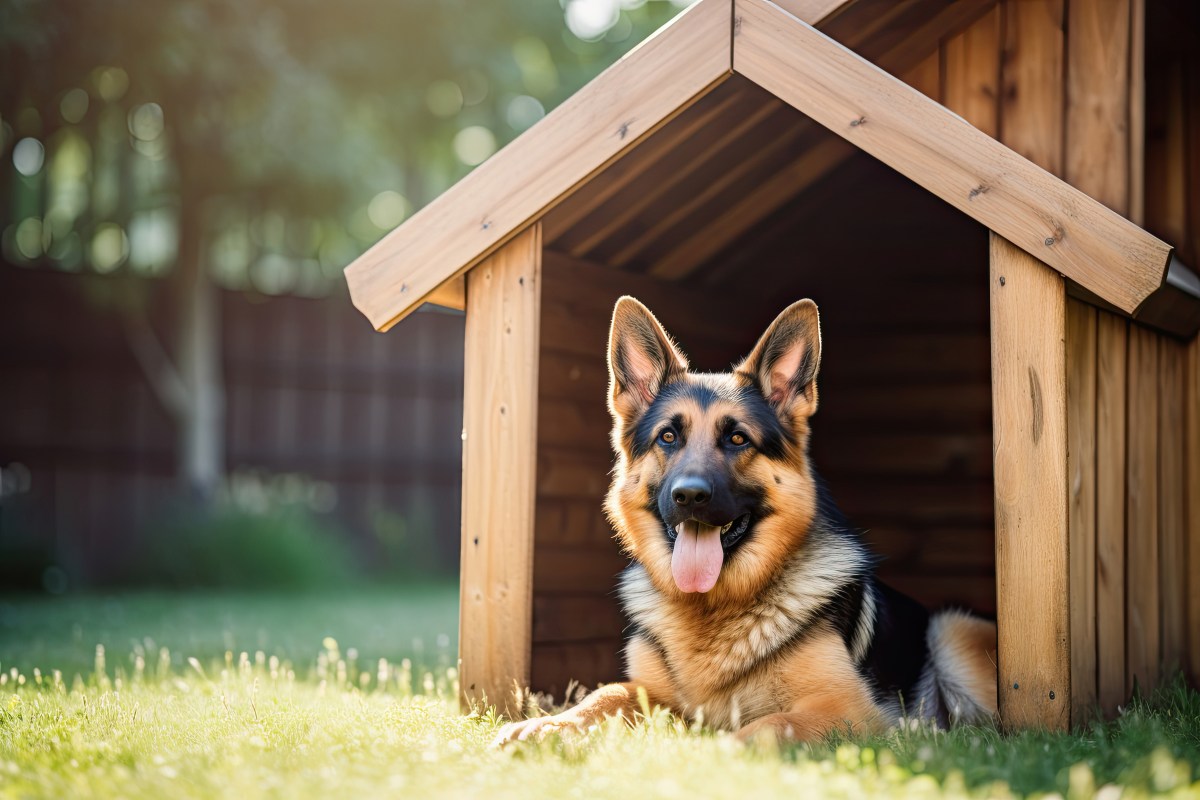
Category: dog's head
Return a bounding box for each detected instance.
[603,296,823,602]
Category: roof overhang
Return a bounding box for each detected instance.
[345,0,1179,334]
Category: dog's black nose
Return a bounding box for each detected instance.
[672,476,712,507]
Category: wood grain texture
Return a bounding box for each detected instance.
[541,81,746,245]
[424,275,465,311]
[1065,0,1131,214]
[1095,311,1128,712]
[942,5,1001,137]
[1157,339,1186,672]
[459,225,542,716]
[1128,0,1144,225]
[999,0,1064,175]
[1066,298,1098,722]
[1063,0,1136,721]
[733,0,1170,315]
[344,0,731,331]
[1125,324,1159,695]
[1186,336,1200,683]
[989,233,1069,731]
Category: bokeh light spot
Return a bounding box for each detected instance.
[60,89,90,124]
[506,95,545,132]
[91,223,129,273]
[94,67,129,102]
[460,70,490,107]
[128,103,165,142]
[512,37,558,96]
[425,81,464,118]
[14,218,44,260]
[453,126,496,166]
[13,138,45,176]
[367,190,410,230]
[250,253,298,296]
[566,0,620,40]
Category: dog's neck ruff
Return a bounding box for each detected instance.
[618,524,871,690]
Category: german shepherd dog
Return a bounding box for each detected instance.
[496,297,997,745]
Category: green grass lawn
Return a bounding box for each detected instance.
[1,587,1198,799]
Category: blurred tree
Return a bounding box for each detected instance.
[0,0,688,500]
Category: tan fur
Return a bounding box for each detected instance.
[926,611,999,722]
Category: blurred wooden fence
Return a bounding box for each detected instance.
[0,265,465,584]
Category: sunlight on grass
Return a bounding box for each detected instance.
[0,590,1197,799]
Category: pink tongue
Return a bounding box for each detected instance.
[671,520,725,593]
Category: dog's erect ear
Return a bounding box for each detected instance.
[607,296,688,421]
[738,299,822,418]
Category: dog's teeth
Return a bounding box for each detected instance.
[721,522,732,534]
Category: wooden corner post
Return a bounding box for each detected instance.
[459,224,542,716]
[990,233,1070,731]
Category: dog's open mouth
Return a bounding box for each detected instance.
[665,513,753,593]
[666,513,752,547]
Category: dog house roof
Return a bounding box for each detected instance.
[344,0,1181,334]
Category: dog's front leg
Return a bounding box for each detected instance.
[492,682,666,747]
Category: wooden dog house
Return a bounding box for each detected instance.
[344,0,1200,729]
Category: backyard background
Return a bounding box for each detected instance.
[0,0,694,592]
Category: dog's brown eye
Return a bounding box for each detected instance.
[658,430,676,445]
[730,432,747,446]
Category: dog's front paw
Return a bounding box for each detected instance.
[491,712,585,748]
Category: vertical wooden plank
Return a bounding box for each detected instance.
[1064,0,1138,722]
[1000,0,1065,175]
[1158,340,1186,673]
[1066,298,1098,721]
[991,233,1070,731]
[1145,59,1187,248]
[1095,311,1128,711]
[995,0,1067,729]
[1127,0,1145,225]
[459,224,542,715]
[1186,336,1200,684]
[942,5,1001,137]
[1125,324,1159,695]
[1066,0,1131,214]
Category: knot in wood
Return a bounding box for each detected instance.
[849,116,866,127]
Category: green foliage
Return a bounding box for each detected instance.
[133,505,356,590]
[1,0,688,293]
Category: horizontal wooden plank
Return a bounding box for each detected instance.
[531,640,625,698]
[533,547,630,594]
[732,0,1171,315]
[533,595,626,644]
[877,572,997,616]
[826,477,995,523]
[535,498,616,549]
[813,431,993,477]
[818,382,993,429]
[345,0,732,330]
[537,448,613,500]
